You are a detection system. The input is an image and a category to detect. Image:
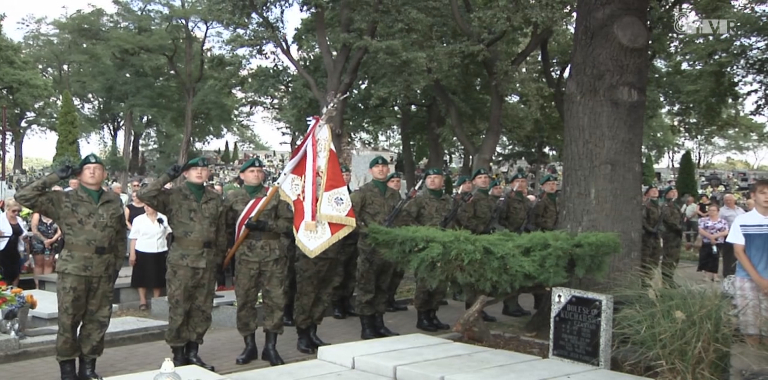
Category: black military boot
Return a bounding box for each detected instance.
[58,359,77,380]
[171,346,187,367]
[296,326,317,354]
[386,295,408,312]
[360,315,380,340]
[332,300,346,319]
[374,314,400,337]
[185,342,215,372]
[502,303,532,317]
[345,297,357,316]
[416,310,437,332]
[429,310,451,330]
[262,331,285,366]
[77,357,103,380]
[235,333,258,365]
[309,324,329,347]
[283,303,295,327]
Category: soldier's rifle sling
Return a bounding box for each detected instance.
[384,178,423,227]
[439,191,473,229]
[484,183,516,233]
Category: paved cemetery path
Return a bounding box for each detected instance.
[0,300,517,380]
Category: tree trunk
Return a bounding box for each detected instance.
[121,109,133,187]
[129,129,143,173]
[453,295,498,343]
[560,0,651,286]
[400,107,416,189]
[425,102,445,169]
[462,148,472,176]
[11,129,24,172]
[179,91,194,165]
[330,96,351,165]
[472,67,504,171]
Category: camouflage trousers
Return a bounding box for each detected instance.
[285,243,297,306]
[235,256,287,335]
[354,243,396,316]
[56,273,115,361]
[413,272,447,311]
[294,252,338,328]
[165,264,215,346]
[661,232,682,286]
[387,265,405,299]
[331,238,358,302]
[641,233,662,284]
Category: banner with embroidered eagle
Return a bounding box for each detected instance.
[278,117,356,258]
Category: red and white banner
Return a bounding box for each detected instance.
[239,116,355,258]
[235,194,270,242]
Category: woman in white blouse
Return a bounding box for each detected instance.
[129,204,172,310]
[0,199,29,287]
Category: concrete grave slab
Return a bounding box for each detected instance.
[354,342,490,378]
[298,369,391,380]
[26,289,58,319]
[105,364,227,380]
[444,358,597,380]
[19,317,167,349]
[547,369,651,379]
[227,360,348,380]
[317,334,451,368]
[397,349,542,380]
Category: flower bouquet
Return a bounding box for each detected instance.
[0,276,38,337]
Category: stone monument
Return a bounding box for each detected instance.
[549,287,613,369]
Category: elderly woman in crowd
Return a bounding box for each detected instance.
[129,204,172,310]
[697,203,729,282]
[0,199,29,286]
[30,210,62,288]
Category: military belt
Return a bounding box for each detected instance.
[65,243,108,255]
[248,232,281,241]
[174,239,214,250]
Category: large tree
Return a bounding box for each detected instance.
[52,91,82,166]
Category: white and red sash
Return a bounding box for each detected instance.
[235,189,270,242]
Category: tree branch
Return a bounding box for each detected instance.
[194,20,211,84]
[433,79,477,157]
[483,30,507,48]
[314,6,336,78]
[511,26,552,69]
[450,0,475,39]
[336,0,382,96]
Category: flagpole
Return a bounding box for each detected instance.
[223,94,346,268]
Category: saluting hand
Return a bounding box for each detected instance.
[166,164,185,180]
[55,165,76,179]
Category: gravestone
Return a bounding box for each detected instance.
[549,287,613,369]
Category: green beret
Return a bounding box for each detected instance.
[340,165,351,173]
[471,168,490,179]
[78,153,104,169]
[510,167,526,181]
[369,156,389,168]
[186,157,209,168]
[424,168,443,177]
[644,184,658,195]
[239,157,264,173]
[455,176,469,187]
[490,179,501,188]
[540,174,558,186]
[386,172,402,181]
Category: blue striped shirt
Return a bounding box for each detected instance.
[727,209,768,279]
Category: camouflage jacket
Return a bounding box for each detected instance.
[642,200,662,236]
[222,187,293,262]
[501,192,531,232]
[456,190,495,234]
[399,191,454,228]
[661,201,683,235]
[137,174,226,268]
[532,193,558,231]
[350,181,401,234]
[15,173,126,277]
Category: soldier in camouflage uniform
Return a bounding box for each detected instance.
[222,158,293,366]
[456,176,473,197]
[660,186,683,287]
[400,168,453,332]
[641,185,662,284]
[530,173,559,310]
[282,235,297,327]
[137,157,225,371]
[16,154,126,380]
[331,165,359,319]
[455,168,498,322]
[500,168,533,318]
[293,173,341,354]
[384,171,408,312]
[489,179,503,199]
[351,156,401,339]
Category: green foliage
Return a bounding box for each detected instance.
[642,153,656,186]
[232,141,239,163]
[366,225,618,295]
[613,281,732,379]
[221,141,231,164]
[104,143,125,173]
[52,91,82,167]
[677,150,698,198]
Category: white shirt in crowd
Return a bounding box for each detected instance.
[128,213,172,253]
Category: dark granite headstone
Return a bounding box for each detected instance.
[549,287,613,369]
